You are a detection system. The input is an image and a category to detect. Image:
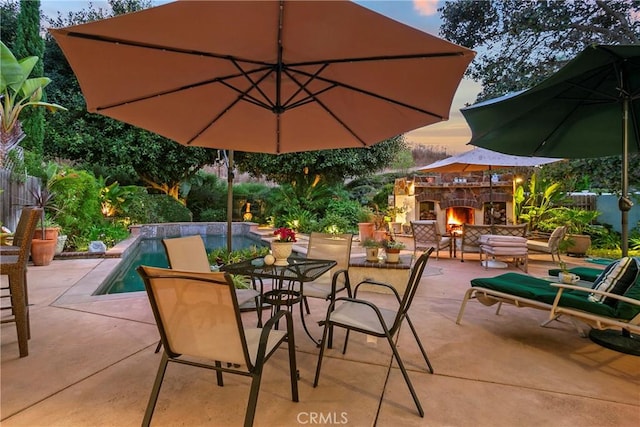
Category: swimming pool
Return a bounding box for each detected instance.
[95,235,266,295]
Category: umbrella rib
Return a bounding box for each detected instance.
[56,31,273,67]
[184,74,276,146]
[285,72,368,146]
[280,64,331,109]
[94,67,273,111]
[289,51,468,67]
[290,68,445,120]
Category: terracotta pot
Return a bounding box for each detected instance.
[385,249,401,263]
[34,227,60,241]
[373,230,387,242]
[565,234,591,257]
[358,222,375,242]
[31,239,57,266]
[271,241,293,266]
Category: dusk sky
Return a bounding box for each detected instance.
[40,0,481,154]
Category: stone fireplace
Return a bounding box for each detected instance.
[392,173,515,234]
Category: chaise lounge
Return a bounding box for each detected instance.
[456,258,640,352]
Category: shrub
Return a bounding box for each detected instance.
[49,167,103,238]
[150,194,192,222]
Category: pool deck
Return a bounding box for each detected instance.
[1,235,639,426]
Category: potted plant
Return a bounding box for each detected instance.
[549,208,600,256]
[383,239,405,263]
[271,227,297,266]
[356,207,375,242]
[361,237,382,262]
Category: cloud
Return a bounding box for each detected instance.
[413,0,438,16]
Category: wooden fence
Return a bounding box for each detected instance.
[564,193,597,211]
[0,169,40,231]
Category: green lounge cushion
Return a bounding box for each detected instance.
[547,267,603,283]
[471,273,615,318]
[616,275,640,320]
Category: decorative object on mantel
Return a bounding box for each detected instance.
[272,227,297,266]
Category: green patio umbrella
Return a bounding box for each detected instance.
[461,44,640,257]
[461,44,640,355]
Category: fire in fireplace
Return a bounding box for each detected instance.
[446,207,474,234]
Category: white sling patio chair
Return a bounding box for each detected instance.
[313,248,435,417]
[137,265,299,427]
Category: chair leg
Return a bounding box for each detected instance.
[386,334,424,417]
[455,288,475,325]
[244,372,263,427]
[303,296,310,315]
[313,318,333,387]
[142,352,170,427]
[405,315,434,374]
[214,361,224,386]
[9,271,29,357]
[154,340,162,353]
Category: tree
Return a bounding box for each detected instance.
[439,0,640,102]
[0,0,19,49]
[439,0,640,192]
[42,0,218,200]
[234,135,407,185]
[14,0,45,159]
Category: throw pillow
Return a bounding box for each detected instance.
[589,257,639,306]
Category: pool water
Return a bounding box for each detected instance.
[95,235,266,295]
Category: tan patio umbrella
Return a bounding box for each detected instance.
[49,0,474,248]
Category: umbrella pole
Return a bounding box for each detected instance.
[620,97,630,257]
[227,150,234,253]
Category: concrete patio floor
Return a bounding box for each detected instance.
[1,247,639,426]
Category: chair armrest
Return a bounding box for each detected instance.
[330,268,351,295]
[549,283,640,306]
[258,309,294,360]
[354,279,401,303]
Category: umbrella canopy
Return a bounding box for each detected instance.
[461,44,640,256]
[49,0,474,154]
[50,0,473,251]
[418,147,561,173]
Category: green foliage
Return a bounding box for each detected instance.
[185,171,227,221]
[207,245,270,266]
[0,1,19,50]
[98,176,140,218]
[234,135,407,185]
[48,167,103,238]
[391,148,415,173]
[83,222,131,249]
[318,213,352,235]
[148,194,192,223]
[516,173,566,231]
[1,40,66,166]
[439,0,640,102]
[537,207,601,235]
[14,0,45,160]
[537,156,640,194]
